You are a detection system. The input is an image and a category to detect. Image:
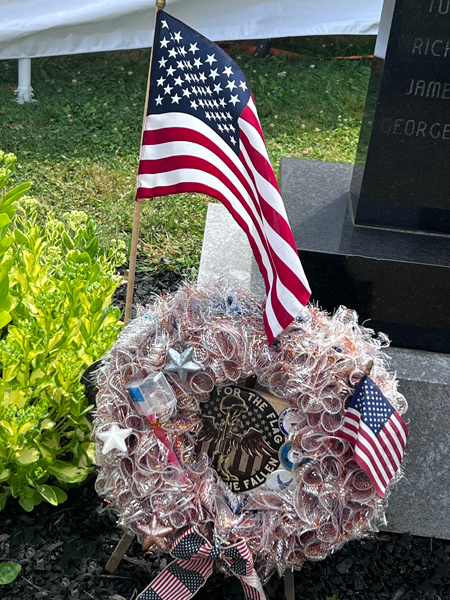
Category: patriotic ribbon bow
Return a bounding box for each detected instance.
[137,526,266,600]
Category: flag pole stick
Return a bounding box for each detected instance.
[124,0,167,325]
[364,360,374,376]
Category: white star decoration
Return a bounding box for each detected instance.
[97,423,132,454]
[164,347,201,381]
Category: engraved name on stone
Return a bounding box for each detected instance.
[412,39,450,56]
[381,118,450,138]
[429,0,450,14]
[405,79,450,98]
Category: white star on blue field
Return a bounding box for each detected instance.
[351,376,395,436]
[148,11,251,155]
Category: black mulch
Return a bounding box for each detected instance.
[1,272,450,600]
[2,481,450,600]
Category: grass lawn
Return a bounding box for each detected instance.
[0,35,375,277]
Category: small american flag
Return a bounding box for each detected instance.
[339,375,408,498]
[137,10,311,344]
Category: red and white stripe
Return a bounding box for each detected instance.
[137,96,311,344]
[138,526,266,600]
[340,408,408,498]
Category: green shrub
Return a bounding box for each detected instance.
[0,151,30,331]
[0,153,125,511]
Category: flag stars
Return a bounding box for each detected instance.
[219,97,226,108]
[161,19,168,28]
[239,81,248,91]
[168,48,178,58]
[178,46,187,56]
[205,54,217,65]
[164,84,173,95]
[176,61,185,71]
[166,66,176,76]
[189,42,199,54]
[174,76,183,86]
[193,58,202,68]
[160,37,170,48]
[171,93,181,104]
[156,76,166,86]
[155,95,163,106]
[158,57,167,68]
[229,94,240,106]
[182,88,192,98]
[230,136,236,145]
[190,100,198,110]
[223,66,233,76]
[199,72,206,83]
[173,31,183,42]
[214,83,223,94]
[209,69,219,80]
[226,80,237,92]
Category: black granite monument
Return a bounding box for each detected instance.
[281,0,450,353]
[350,0,450,234]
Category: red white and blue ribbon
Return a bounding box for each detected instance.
[137,527,267,600]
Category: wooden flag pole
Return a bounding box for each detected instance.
[106,0,167,572]
[124,0,167,326]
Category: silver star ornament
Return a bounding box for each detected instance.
[163,347,201,381]
[97,423,132,454]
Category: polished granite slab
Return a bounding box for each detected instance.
[350,0,450,234]
[281,158,450,353]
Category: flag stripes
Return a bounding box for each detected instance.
[339,375,408,498]
[137,526,266,600]
[137,107,310,342]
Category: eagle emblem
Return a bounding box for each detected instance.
[195,386,284,492]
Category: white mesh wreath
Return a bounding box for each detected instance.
[93,281,407,581]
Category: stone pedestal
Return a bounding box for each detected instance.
[281,158,450,355]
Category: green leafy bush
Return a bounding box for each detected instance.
[0,151,30,331]
[0,153,125,512]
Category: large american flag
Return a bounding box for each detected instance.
[136,10,311,344]
[339,375,408,498]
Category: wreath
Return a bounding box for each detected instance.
[93,281,407,595]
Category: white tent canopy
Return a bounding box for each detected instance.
[0,0,383,60]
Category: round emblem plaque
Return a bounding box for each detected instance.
[195,385,284,492]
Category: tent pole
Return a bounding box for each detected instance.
[17,58,33,103]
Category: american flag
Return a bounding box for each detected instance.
[137,527,266,600]
[339,375,408,498]
[136,10,311,344]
